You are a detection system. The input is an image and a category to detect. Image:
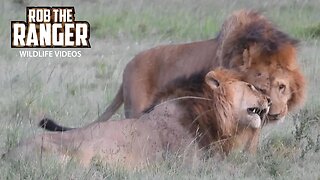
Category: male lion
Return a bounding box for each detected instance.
[4,69,270,168]
[94,10,305,123]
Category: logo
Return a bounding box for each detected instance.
[11,7,90,48]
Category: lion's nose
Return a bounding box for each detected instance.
[266,97,272,106]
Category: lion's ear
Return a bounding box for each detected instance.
[240,44,261,70]
[240,47,254,71]
[205,72,220,89]
[242,49,252,69]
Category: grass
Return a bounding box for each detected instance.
[0,0,320,179]
[303,23,320,38]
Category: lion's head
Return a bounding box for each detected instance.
[216,10,306,123]
[239,44,306,123]
[151,68,271,152]
[204,69,270,135]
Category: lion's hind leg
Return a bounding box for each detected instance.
[3,132,76,164]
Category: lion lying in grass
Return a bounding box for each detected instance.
[4,69,270,168]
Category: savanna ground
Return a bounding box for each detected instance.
[0,0,319,179]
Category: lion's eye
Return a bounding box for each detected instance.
[279,84,286,92]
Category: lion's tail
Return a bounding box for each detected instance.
[39,118,73,131]
[96,84,124,122]
[39,84,124,131]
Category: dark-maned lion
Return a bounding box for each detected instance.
[95,10,305,123]
[4,69,270,168]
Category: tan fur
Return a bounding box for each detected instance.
[240,46,306,122]
[97,10,305,123]
[5,69,270,168]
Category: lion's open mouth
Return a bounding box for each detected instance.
[247,107,268,120]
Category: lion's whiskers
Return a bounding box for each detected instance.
[151,96,214,110]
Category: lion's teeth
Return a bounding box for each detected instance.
[253,109,256,113]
